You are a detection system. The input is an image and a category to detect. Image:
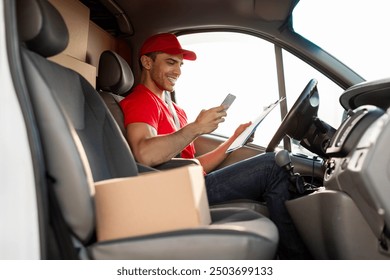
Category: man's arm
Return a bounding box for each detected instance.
[125,105,227,166]
[126,122,200,166]
[197,122,252,173]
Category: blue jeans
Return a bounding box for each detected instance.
[204,152,312,259]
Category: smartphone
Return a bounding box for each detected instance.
[220,93,236,111]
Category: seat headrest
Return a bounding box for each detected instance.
[97,50,134,96]
[17,0,69,57]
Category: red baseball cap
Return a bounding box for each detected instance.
[139,33,197,61]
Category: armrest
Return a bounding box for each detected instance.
[137,163,158,173]
[153,158,200,170]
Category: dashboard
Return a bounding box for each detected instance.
[324,78,390,237]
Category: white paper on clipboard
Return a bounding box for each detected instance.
[226,97,285,153]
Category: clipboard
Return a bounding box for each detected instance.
[226,97,285,153]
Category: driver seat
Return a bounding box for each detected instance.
[97,49,269,215]
[97,50,200,170]
[17,0,278,259]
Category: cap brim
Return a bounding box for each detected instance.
[163,48,197,60]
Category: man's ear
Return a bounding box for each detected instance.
[140,55,152,70]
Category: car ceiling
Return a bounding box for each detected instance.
[89,0,299,39]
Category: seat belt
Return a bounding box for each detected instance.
[164,91,182,158]
[164,91,181,130]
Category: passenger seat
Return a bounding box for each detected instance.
[18,0,278,260]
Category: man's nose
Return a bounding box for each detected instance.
[173,65,181,76]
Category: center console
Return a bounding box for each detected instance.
[286,99,390,259]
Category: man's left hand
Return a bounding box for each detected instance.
[231,122,254,144]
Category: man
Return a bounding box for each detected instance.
[120,33,311,259]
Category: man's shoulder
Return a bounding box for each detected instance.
[122,85,153,103]
[120,85,162,116]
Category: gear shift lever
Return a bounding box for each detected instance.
[275,150,306,195]
[275,149,293,173]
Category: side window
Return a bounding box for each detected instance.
[176,32,280,148]
[176,32,344,153]
[282,50,344,130]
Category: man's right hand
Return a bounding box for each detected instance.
[192,105,227,135]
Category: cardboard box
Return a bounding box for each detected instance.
[94,165,211,241]
[48,54,97,88]
[87,21,116,70]
[87,22,132,73]
[49,0,90,61]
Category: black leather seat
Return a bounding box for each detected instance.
[17,0,278,259]
[97,50,132,137]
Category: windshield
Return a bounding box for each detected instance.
[293,0,390,81]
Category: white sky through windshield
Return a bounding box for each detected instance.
[294,0,390,81]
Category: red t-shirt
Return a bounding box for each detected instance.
[120,84,196,159]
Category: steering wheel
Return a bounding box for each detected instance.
[266,79,319,152]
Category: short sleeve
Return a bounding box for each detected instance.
[120,92,160,130]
